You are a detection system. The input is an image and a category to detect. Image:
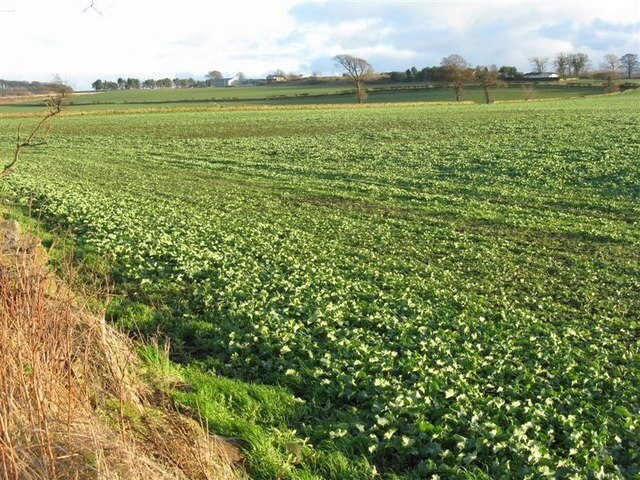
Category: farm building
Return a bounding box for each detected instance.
[523,72,560,80]
[211,77,236,87]
[266,74,287,83]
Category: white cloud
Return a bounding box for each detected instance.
[0,0,638,89]
[289,0,640,72]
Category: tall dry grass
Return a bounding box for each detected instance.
[0,220,241,480]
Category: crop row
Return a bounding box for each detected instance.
[1,95,639,477]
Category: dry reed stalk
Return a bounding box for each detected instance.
[0,220,241,480]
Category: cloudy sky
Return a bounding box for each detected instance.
[1,0,638,89]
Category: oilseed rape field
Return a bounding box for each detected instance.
[1,92,638,478]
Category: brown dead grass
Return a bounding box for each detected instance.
[0,220,242,480]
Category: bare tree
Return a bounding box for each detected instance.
[619,53,639,79]
[205,70,223,87]
[602,54,621,72]
[569,53,590,77]
[235,72,246,85]
[521,83,536,101]
[440,54,473,102]
[554,52,570,78]
[333,54,373,104]
[206,70,223,80]
[529,56,550,73]
[597,54,622,93]
[474,65,506,104]
[1,83,69,178]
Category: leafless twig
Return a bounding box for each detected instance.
[83,0,103,15]
[1,88,69,178]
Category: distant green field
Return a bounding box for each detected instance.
[256,85,604,105]
[1,83,609,113]
[69,83,356,104]
[1,92,639,479]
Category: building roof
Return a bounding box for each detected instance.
[524,72,559,78]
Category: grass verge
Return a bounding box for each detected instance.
[0,213,242,480]
[0,202,378,479]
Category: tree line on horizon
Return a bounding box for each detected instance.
[90,76,213,91]
[333,51,638,104]
[1,50,637,98]
[388,52,639,84]
[0,79,71,96]
[88,51,638,96]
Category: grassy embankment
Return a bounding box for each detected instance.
[0,211,245,479]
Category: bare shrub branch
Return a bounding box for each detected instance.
[1,85,69,178]
[83,0,103,15]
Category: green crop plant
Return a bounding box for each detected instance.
[1,92,638,478]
